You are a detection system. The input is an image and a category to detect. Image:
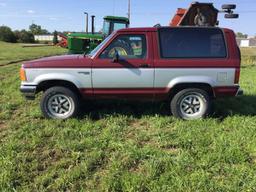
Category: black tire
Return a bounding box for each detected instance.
[40,86,79,119]
[170,88,212,120]
[222,4,236,10]
[225,14,239,19]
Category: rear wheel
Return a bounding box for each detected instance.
[40,86,79,119]
[170,88,211,120]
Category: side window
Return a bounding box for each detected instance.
[159,28,227,58]
[103,21,110,35]
[100,34,147,59]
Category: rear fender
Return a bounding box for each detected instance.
[167,76,216,90]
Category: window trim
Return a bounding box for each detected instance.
[157,27,228,59]
[99,34,148,60]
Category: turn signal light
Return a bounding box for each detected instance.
[20,68,27,81]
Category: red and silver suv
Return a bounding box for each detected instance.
[20,27,243,120]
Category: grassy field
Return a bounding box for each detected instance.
[241,47,256,66]
[0,42,256,191]
[0,41,67,66]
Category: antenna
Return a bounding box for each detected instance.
[113,0,116,15]
[128,0,131,22]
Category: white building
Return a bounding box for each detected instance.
[34,35,62,42]
[236,38,256,47]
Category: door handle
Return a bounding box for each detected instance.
[139,64,150,68]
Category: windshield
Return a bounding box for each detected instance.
[113,22,127,31]
[88,33,114,57]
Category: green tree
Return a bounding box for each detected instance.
[14,30,35,43]
[0,26,17,43]
[52,30,59,45]
[29,23,49,35]
[236,32,248,38]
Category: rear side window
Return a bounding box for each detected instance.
[159,28,227,58]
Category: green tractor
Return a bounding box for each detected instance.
[67,16,129,54]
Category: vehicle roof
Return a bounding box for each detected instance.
[67,33,103,39]
[104,16,129,22]
[118,26,231,33]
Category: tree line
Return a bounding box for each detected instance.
[0,23,254,44]
[0,24,58,44]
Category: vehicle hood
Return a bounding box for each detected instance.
[23,55,92,68]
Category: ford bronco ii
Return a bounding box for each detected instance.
[20,27,243,120]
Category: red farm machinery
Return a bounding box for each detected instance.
[170,2,238,27]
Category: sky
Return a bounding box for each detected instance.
[0,0,255,35]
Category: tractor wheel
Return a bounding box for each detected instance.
[107,40,133,58]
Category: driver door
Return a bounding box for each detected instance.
[91,32,154,99]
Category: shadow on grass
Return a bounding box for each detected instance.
[213,95,256,119]
[79,100,170,120]
[79,95,256,120]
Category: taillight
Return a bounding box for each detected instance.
[234,68,240,84]
[20,68,27,81]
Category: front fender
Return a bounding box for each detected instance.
[33,73,83,88]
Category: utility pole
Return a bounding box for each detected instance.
[128,0,131,23]
[91,15,95,34]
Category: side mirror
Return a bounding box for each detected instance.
[112,49,119,63]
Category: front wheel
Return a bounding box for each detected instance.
[170,88,212,120]
[40,86,79,119]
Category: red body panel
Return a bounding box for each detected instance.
[213,86,239,97]
[23,27,240,70]
[79,86,239,100]
[23,55,91,68]
[80,88,168,100]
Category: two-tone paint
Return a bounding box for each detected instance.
[20,27,242,100]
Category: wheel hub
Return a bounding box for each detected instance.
[47,94,72,118]
[180,94,203,116]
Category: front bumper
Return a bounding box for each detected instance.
[20,85,37,100]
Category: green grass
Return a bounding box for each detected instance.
[0,42,256,191]
[0,41,67,66]
[241,47,256,66]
